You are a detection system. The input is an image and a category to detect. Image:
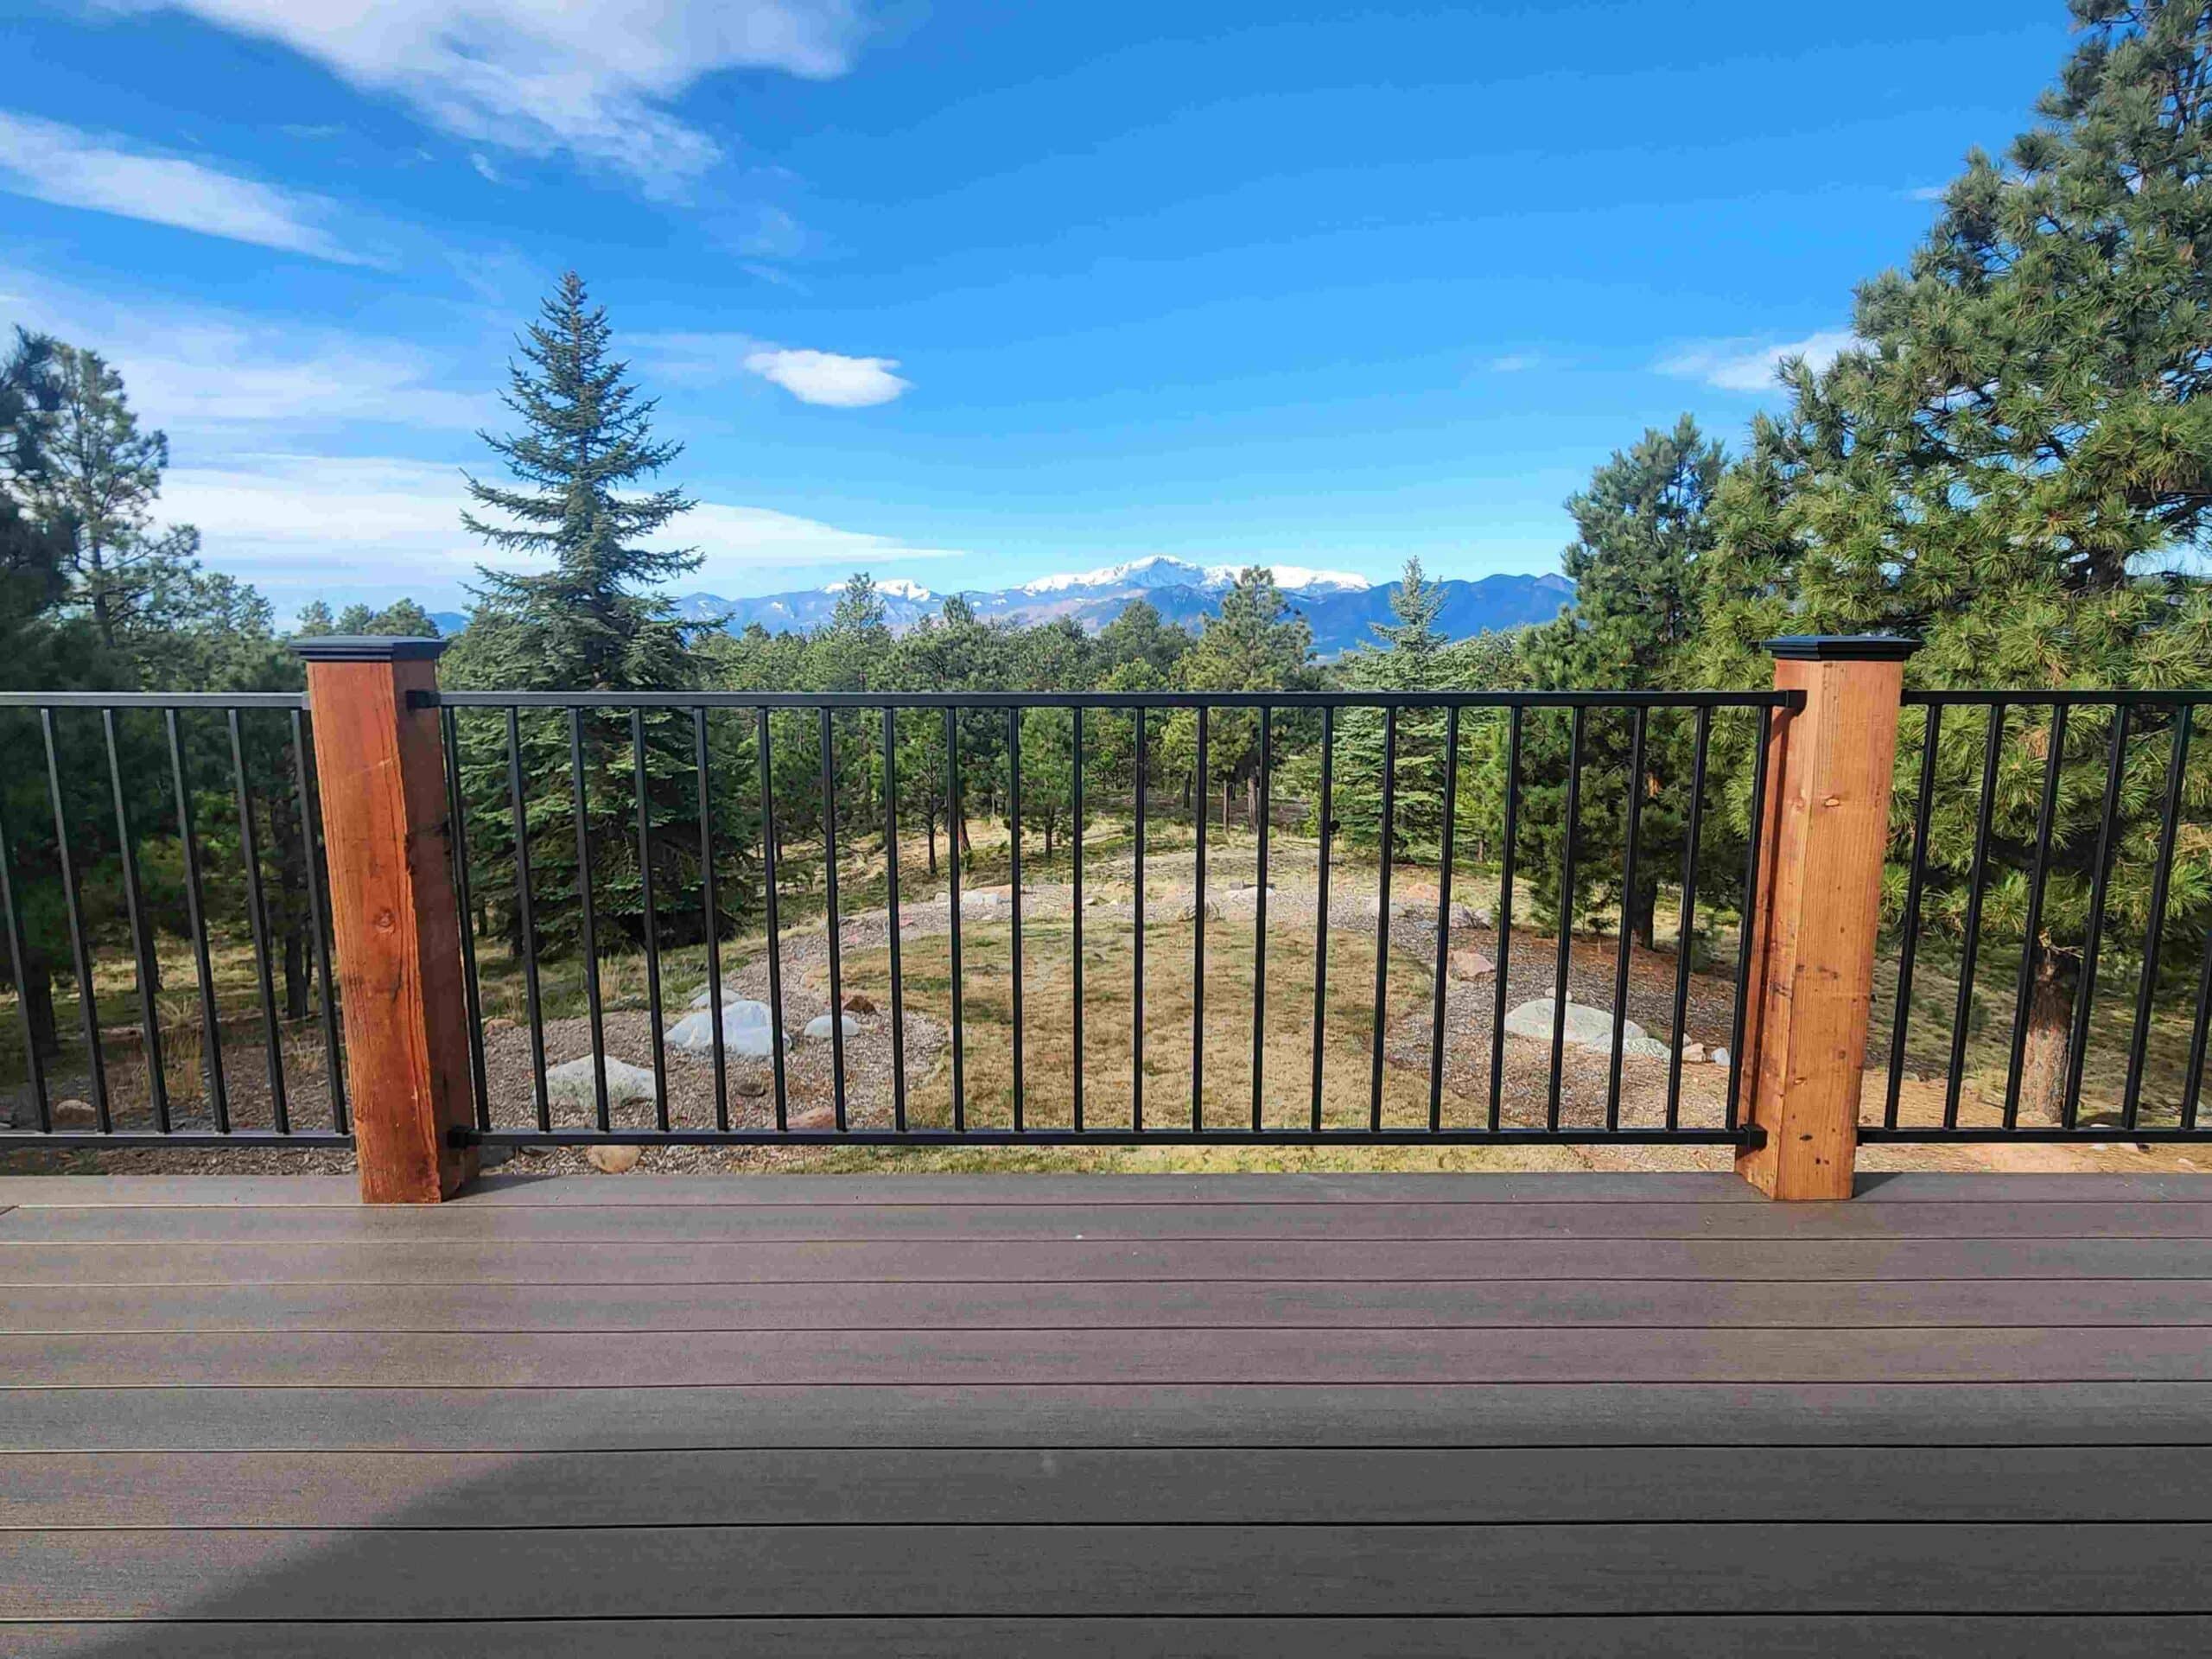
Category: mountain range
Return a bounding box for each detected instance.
[429,556,1574,657]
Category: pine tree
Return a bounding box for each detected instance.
[1694,0,2212,1121]
[1516,417,1722,946]
[1163,568,1314,830]
[22,343,188,651]
[452,272,721,959]
[1334,560,1457,861]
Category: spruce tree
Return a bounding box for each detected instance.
[1335,559,1458,861]
[453,272,721,960]
[1694,0,2212,1121]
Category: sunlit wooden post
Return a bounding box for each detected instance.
[1736,635,1917,1201]
[295,637,479,1204]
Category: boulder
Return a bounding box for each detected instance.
[1447,949,1495,981]
[665,1001,776,1059]
[545,1057,657,1109]
[51,1097,97,1128]
[1501,997,1669,1059]
[1174,898,1222,924]
[842,991,878,1015]
[960,890,1005,919]
[803,1013,859,1042]
[734,1073,770,1098]
[789,1104,838,1132]
[1713,1047,1731,1070]
[585,1144,643,1174]
[688,982,768,1011]
[1681,1041,1708,1065]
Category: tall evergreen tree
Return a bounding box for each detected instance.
[1333,559,1457,860]
[452,272,721,959]
[1165,568,1314,830]
[1694,0,2212,1119]
[1514,417,1723,946]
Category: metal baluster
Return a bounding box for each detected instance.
[1604,707,1647,1133]
[882,706,906,1133]
[2064,706,2130,1129]
[441,709,486,1133]
[0,782,49,1132]
[1725,705,1774,1134]
[1943,703,2005,1130]
[1663,708,1710,1132]
[226,709,283,1135]
[1427,706,1459,1133]
[506,707,550,1132]
[1007,705,1024,1132]
[103,710,167,1132]
[694,709,728,1132]
[820,706,847,1131]
[1310,705,1333,1131]
[1071,707,1085,1133]
[1885,703,1942,1129]
[1489,707,1522,1133]
[1547,706,1585,1132]
[632,709,668,1133]
[1192,704,1206,1130]
[760,708,789,1130]
[944,706,963,1132]
[2122,704,2192,1131]
[2002,705,2068,1130]
[1132,706,1146,1133]
[1369,706,1397,1130]
[1252,705,1271,1132]
[569,709,610,1133]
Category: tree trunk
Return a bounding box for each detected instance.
[2018,951,2075,1127]
[1222,779,1230,830]
[1630,881,1658,952]
[22,969,57,1058]
[925,814,938,877]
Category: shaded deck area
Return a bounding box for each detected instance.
[1,1171,2209,1655]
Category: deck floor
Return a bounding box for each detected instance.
[0,1170,2208,1656]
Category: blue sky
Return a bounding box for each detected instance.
[0,0,2074,616]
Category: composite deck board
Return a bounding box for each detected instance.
[1,1173,2204,1652]
[11,1324,2209,1387]
[8,1235,2209,1285]
[10,1275,2210,1331]
[10,1446,2212,1528]
[10,1522,2212,1619]
[6,1618,2212,1659]
[11,1382,2212,1451]
[10,1198,2211,1243]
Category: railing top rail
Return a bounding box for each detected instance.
[0,691,309,709]
[416,688,1798,711]
[1904,688,2212,707]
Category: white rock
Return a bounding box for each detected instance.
[1501,997,1667,1059]
[1712,1047,1731,1069]
[803,1013,859,1041]
[666,1004,777,1059]
[587,1145,642,1174]
[545,1057,657,1108]
[959,890,1005,918]
[1681,1041,1708,1065]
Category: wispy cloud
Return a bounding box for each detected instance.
[0,109,371,264]
[1904,183,1948,202]
[744,347,911,408]
[159,454,967,601]
[0,270,489,436]
[119,1,868,194]
[1654,329,1855,393]
[1482,353,1544,374]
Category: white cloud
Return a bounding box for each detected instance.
[119,1,866,192]
[0,272,488,435]
[743,347,911,407]
[0,109,368,263]
[1483,353,1542,374]
[1655,329,1855,393]
[1906,184,1948,202]
[160,453,964,601]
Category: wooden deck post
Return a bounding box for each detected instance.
[1735,635,1916,1201]
[294,637,479,1204]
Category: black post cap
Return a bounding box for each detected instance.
[1761,634,1920,662]
[290,635,448,663]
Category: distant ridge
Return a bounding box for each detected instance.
[677,558,1571,655]
[428,558,1573,655]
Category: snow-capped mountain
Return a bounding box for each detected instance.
[1017,556,1370,597]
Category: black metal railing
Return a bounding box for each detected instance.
[422,688,1789,1149]
[0,691,348,1147]
[1868,690,2212,1143]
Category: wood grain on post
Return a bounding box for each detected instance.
[1735,636,1916,1202]
[295,638,479,1204]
